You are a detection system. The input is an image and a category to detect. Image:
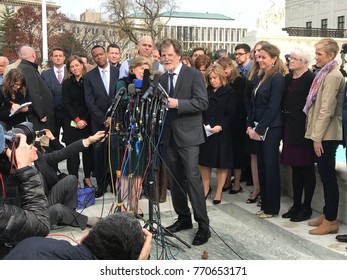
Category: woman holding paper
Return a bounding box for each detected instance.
[0,68,31,130]
[199,64,235,204]
[62,55,94,188]
[247,43,286,219]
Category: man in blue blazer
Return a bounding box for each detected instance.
[84,45,119,196]
[159,39,210,246]
[41,47,67,150]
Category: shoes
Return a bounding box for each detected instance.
[257,200,262,207]
[246,181,253,186]
[246,192,260,204]
[222,184,232,192]
[205,187,212,199]
[282,206,301,219]
[309,219,338,235]
[256,210,264,216]
[94,186,106,198]
[229,187,242,194]
[213,199,221,205]
[336,234,347,243]
[83,178,95,188]
[290,208,312,222]
[308,214,325,227]
[192,228,211,246]
[166,219,193,234]
[258,213,276,219]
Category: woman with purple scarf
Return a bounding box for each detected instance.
[304,38,345,235]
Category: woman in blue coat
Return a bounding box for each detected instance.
[247,43,286,219]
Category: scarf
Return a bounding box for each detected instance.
[303,60,338,115]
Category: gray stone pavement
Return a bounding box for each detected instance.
[51,161,347,260]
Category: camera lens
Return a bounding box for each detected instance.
[4,122,36,149]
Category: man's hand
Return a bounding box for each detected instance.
[314,141,324,157]
[40,116,47,123]
[5,134,33,168]
[138,228,152,260]
[104,117,112,128]
[84,131,106,146]
[168,97,178,109]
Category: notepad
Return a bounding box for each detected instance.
[9,102,32,117]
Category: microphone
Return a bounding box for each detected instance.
[105,87,126,117]
[134,79,143,92]
[141,73,160,102]
[141,69,151,95]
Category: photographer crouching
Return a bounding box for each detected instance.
[0,123,50,258]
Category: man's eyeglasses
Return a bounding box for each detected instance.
[235,52,246,57]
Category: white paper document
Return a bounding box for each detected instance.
[9,102,32,117]
[204,124,214,137]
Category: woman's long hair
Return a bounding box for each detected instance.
[260,43,288,83]
[2,68,26,98]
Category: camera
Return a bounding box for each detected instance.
[3,122,36,151]
[36,130,46,137]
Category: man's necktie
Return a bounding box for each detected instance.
[169,73,176,97]
[101,69,108,94]
[57,69,63,84]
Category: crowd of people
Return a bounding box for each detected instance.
[1,35,347,260]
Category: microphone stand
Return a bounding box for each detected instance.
[140,83,191,254]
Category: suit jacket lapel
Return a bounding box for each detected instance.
[174,64,187,97]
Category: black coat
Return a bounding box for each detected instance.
[34,140,86,194]
[3,236,95,260]
[199,85,236,168]
[62,76,92,144]
[283,70,314,146]
[0,167,50,258]
[0,88,31,130]
[18,60,55,131]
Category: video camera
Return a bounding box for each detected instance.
[3,121,36,152]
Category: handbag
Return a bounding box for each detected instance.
[77,187,96,209]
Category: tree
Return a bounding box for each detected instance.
[103,0,177,45]
[2,6,68,61]
[0,6,15,55]
[50,30,85,58]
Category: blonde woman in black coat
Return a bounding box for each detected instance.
[199,64,236,204]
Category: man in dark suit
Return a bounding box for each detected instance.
[18,46,55,132]
[41,47,67,150]
[159,38,210,246]
[84,45,119,197]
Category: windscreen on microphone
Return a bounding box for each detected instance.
[140,73,161,102]
[134,79,143,90]
[141,69,151,95]
[128,83,136,95]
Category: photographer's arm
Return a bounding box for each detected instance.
[0,135,50,243]
[138,228,152,260]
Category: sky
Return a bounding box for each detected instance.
[53,0,285,30]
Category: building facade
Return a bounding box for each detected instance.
[159,12,247,54]
[284,0,347,37]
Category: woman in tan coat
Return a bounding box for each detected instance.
[304,38,345,235]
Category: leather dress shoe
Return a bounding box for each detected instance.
[94,186,106,198]
[282,206,300,219]
[336,234,347,243]
[165,219,193,234]
[290,208,312,222]
[192,228,211,246]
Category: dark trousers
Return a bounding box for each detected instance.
[291,165,316,209]
[47,175,88,229]
[93,141,110,189]
[315,141,340,221]
[256,127,281,215]
[67,145,93,179]
[164,139,209,231]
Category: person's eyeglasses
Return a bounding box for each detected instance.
[161,53,176,59]
[235,52,246,56]
[289,57,303,62]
